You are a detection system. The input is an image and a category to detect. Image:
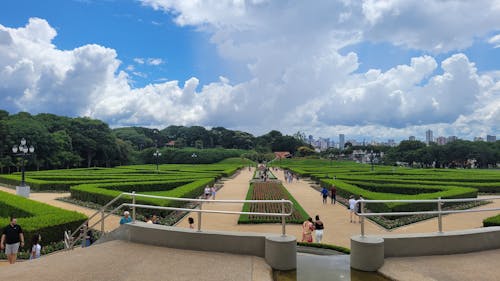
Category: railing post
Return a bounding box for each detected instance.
[281,199,286,236]
[437,197,443,233]
[132,191,136,223]
[82,223,87,248]
[101,209,105,235]
[360,200,365,237]
[198,200,202,232]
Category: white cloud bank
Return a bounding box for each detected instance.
[1,0,500,140]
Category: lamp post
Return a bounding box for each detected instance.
[191,153,198,163]
[12,138,35,197]
[153,150,161,173]
[370,150,374,171]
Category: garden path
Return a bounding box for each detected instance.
[0,186,120,232]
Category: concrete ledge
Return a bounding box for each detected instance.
[350,236,384,271]
[380,227,500,257]
[98,222,297,270]
[350,227,500,272]
[265,235,296,270]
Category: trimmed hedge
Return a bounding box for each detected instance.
[70,178,215,216]
[296,242,350,254]
[483,214,500,227]
[0,190,87,246]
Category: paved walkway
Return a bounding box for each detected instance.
[0,186,121,232]
[379,248,500,281]
[0,240,273,281]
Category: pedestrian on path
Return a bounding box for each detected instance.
[349,195,357,223]
[188,217,194,229]
[314,215,324,243]
[120,211,132,225]
[301,217,314,243]
[30,233,41,260]
[321,187,329,204]
[0,216,25,264]
[204,186,211,199]
[211,186,217,200]
[330,185,337,204]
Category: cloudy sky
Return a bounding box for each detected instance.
[0,0,499,142]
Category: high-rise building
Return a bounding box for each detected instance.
[447,136,458,143]
[474,137,484,142]
[425,130,433,144]
[487,135,497,142]
[339,134,345,150]
[409,136,416,141]
[436,136,447,145]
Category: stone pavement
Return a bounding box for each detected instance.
[379,248,500,281]
[0,240,273,281]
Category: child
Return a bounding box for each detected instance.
[30,234,41,259]
[188,217,195,229]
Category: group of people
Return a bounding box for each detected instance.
[1,216,42,264]
[302,215,324,243]
[320,185,337,204]
[283,170,298,183]
[204,185,217,200]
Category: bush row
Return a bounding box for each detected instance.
[0,190,87,246]
[70,178,214,217]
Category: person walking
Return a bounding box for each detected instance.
[188,217,195,229]
[314,215,324,243]
[330,185,337,204]
[321,187,329,204]
[211,186,217,200]
[204,186,211,199]
[30,234,41,260]
[120,211,132,225]
[301,217,314,242]
[349,195,357,223]
[0,216,25,264]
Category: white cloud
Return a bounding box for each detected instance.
[1,6,499,141]
[488,34,500,48]
[133,57,163,66]
[133,57,145,64]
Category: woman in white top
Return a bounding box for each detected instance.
[30,234,41,260]
[348,195,357,223]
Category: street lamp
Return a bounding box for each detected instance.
[370,150,374,171]
[191,153,198,163]
[153,150,161,173]
[12,138,35,197]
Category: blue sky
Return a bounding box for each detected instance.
[0,0,499,141]
[0,0,229,87]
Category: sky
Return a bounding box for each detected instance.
[0,0,499,142]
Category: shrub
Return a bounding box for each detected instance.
[483,214,500,227]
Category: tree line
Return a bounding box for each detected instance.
[384,140,500,168]
[0,111,308,172]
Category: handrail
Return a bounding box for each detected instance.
[355,196,500,237]
[65,192,294,249]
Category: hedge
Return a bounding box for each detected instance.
[483,214,500,227]
[70,178,215,216]
[296,242,350,254]
[0,190,87,246]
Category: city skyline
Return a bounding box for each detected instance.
[0,1,499,140]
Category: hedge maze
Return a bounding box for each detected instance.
[277,159,500,216]
[0,158,252,216]
[0,190,86,245]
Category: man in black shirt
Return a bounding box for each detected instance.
[1,216,25,264]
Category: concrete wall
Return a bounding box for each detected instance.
[97,222,296,270]
[351,227,500,272]
[381,227,500,257]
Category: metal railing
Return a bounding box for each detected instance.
[355,196,500,237]
[64,192,294,249]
